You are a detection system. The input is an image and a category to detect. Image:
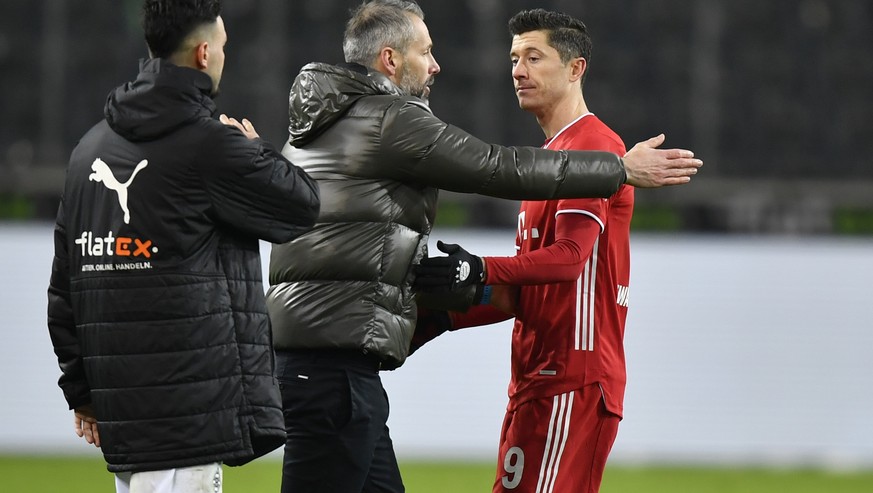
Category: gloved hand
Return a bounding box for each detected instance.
[413,240,485,291]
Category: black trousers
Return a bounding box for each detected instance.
[276,349,404,493]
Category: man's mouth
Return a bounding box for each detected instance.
[422,79,435,98]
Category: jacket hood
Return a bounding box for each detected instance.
[105,58,216,141]
[287,62,403,147]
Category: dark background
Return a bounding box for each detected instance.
[2,0,871,233]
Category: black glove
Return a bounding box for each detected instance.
[413,240,484,291]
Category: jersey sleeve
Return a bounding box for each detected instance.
[449,304,514,330]
[483,212,603,285]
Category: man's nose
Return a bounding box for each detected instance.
[512,63,526,79]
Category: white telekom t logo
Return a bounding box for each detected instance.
[89,158,148,224]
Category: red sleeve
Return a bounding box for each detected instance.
[449,304,513,330]
[483,212,602,285]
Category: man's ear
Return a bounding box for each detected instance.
[569,57,587,83]
[377,47,400,77]
[195,41,209,70]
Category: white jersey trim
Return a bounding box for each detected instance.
[555,209,605,233]
[542,113,594,150]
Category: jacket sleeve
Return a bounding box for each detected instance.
[379,99,626,199]
[47,198,91,410]
[200,124,321,244]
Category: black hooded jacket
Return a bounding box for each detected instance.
[47,58,320,472]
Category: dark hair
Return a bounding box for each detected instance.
[142,0,222,58]
[508,8,592,68]
[343,0,425,65]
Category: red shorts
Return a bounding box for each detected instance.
[492,384,620,493]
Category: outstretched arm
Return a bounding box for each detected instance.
[381,100,626,199]
[381,101,702,196]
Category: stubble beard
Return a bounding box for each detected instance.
[398,65,431,104]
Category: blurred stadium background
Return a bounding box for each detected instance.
[2,0,873,232]
[2,0,872,490]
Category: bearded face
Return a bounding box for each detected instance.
[396,62,434,103]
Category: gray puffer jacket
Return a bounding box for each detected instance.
[267,62,626,369]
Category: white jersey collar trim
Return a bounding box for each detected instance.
[543,112,594,150]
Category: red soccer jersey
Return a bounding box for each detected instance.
[485,113,634,417]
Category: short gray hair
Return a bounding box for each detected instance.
[343,0,425,66]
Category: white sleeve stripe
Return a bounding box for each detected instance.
[555,209,605,233]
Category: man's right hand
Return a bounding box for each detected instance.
[220,114,260,140]
[623,134,703,187]
[74,405,101,448]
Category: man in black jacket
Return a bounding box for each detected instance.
[267,1,701,492]
[46,1,320,491]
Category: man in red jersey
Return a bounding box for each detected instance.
[414,9,639,493]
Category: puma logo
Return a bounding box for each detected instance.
[89,158,148,224]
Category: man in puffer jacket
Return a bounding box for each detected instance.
[267,1,701,492]
[46,1,320,491]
